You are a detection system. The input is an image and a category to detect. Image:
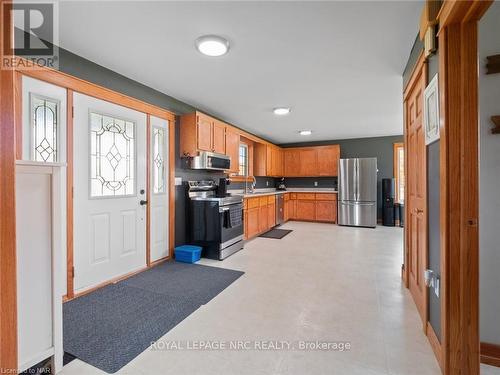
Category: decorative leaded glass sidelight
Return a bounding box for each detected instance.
[152,127,166,194]
[30,94,59,162]
[90,112,136,197]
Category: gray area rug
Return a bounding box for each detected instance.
[63,261,244,373]
[259,228,293,239]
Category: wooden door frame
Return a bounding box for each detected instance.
[403,51,428,329]
[0,0,18,371]
[437,1,492,374]
[12,59,177,300]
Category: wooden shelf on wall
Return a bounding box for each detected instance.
[491,116,500,134]
[486,54,500,75]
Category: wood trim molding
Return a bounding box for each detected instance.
[14,71,22,160]
[168,117,176,258]
[438,0,492,29]
[427,322,443,371]
[0,0,18,370]
[146,115,151,267]
[66,89,74,299]
[437,1,492,372]
[481,342,500,368]
[14,57,176,123]
[11,58,178,301]
[403,51,426,96]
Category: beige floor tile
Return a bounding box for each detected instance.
[60,222,445,375]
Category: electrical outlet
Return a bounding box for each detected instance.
[314,181,318,187]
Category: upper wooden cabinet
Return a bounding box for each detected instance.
[283,145,340,177]
[284,149,301,176]
[212,120,226,154]
[195,113,213,152]
[180,111,340,177]
[225,127,240,174]
[254,144,284,177]
[180,112,226,156]
[299,149,317,176]
[317,145,340,176]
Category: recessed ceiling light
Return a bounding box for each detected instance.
[195,35,229,57]
[273,107,291,115]
[299,130,312,136]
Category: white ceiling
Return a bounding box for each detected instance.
[58,1,421,144]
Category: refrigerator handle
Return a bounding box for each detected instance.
[354,159,359,201]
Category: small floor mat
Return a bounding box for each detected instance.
[259,228,293,239]
[63,261,243,373]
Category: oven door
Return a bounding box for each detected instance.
[219,202,244,249]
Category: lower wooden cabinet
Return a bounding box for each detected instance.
[244,192,337,240]
[296,200,316,221]
[315,200,337,222]
[246,207,260,239]
[259,205,268,232]
[244,195,277,240]
[268,202,276,227]
[290,192,337,223]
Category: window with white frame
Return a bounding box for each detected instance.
[239,143,248,176]
[394,143,405,203]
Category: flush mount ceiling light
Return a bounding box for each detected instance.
[195,35,229,57]
[299,130,312,136]
[273,107,291,115]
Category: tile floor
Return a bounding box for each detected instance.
[60,222,499,375]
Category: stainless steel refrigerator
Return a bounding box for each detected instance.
[338,158,377,228]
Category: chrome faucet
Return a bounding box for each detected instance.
[250,176,257,193]
[244,175,257,194]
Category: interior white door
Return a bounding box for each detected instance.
[73,93,147,292]
[150,116,169,262]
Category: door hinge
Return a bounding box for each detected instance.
[72,106,74,118]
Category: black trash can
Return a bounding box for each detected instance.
[394,203,400,226]
[399,204,404,227]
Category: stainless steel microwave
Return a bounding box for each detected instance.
[189,151,231,171]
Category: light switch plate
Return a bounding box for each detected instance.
[175,177,183,186]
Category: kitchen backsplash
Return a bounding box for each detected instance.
[284,177,337,189]
[229,176,276,190]
[228,176,338,191]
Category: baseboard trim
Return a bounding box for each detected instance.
[426,322,442,371]
[481,342,500,367]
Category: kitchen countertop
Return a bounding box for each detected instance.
[228,188,338,198]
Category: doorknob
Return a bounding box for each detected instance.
[415,208,423,214]
[140,200,148,206]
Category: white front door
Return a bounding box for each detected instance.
[150,116,169,262]
[73,93,147,292]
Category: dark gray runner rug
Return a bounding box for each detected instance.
[63,261,244,373]
[259,228,293,239]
